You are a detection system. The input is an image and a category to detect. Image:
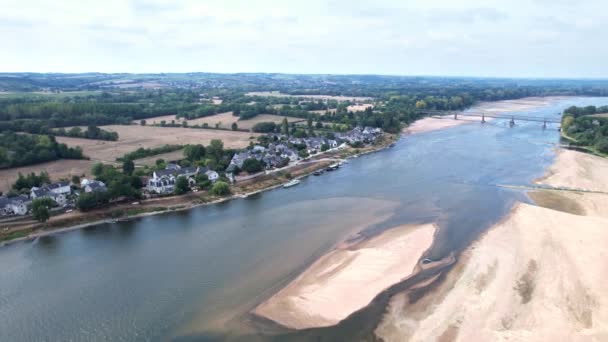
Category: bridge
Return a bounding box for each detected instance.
[418,110,562,128]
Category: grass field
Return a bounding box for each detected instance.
[136,112,302,131]
[0,159,96,193]
[56,125,258,162]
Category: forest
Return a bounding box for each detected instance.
[0,132,84,169]
[562,105,608,154]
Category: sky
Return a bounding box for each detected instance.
[1,0,608,78]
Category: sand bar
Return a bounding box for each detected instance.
[377,148,608,341]
[254,223,436,329]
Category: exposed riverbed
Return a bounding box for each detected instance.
[1,97,607,341]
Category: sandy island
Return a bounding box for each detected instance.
[254,223,436,329]
[376,148,608,341]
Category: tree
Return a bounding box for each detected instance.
[321,143,330,152]
[210,181,230,196]
[207,139,224,162]
[32,197,55,223]
[174,176,190,195]
[242,158,264,173]
[91,162,104,177]
[282,118,289,136]
[252,122,277,133]
[122,159,135,175]
[231,122,238,131]
[184,144,206,161]
[315,121,323,129]
[415,100,427,109]
[140,119,146,126]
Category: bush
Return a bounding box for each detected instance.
[210,181,230,196]
[596,138,608,154]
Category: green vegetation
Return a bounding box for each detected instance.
[210,181,230,196]
[32,197,55,223]
[53,125,118,141]
[242,158,264,173]
[562,105,608,154]
[12,171,50,191]
[252,121,277,133]
[76,162,143,211]
[174,177,190,195]
[0,132,84,169]
[117,144,183,162]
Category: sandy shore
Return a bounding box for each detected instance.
[405,96,570,135]
[403,117,473,134]
[376,148,608,341]
[254,223,436,329]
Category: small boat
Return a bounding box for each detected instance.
[106,219,117,224]
[283,179,301,188]
[313,170,324,176]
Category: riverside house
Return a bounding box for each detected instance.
[147,165,200,194]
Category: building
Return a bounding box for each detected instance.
[147,165,200,194]
[7,195,32,215]
[84,180,107,193]
[0,196,9,215]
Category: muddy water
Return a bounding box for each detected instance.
[1,97,607,341]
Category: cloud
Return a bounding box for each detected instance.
[0,0,607,77]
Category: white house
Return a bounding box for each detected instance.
[8,195,31,215]
[147,166,200,194]
[0,196,9,216]
[205,170,219,182]
[46,181,71,196]
[30,187,67,206]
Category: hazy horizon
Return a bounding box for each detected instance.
[2,0,608,78]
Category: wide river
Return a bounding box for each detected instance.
[1,97,607,341]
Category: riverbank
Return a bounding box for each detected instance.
[254,223,436,329]
[0,134,397,245]
[376,148,608,341]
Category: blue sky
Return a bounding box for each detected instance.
[1,0,607,78]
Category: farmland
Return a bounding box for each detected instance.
[246,91,373,102]
[137,112,303,131]
[0,159,95,194]
[56,125,257,162]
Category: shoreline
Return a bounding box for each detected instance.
[0,135,397,246]
[253,223,437,330]
[376,147,608,341]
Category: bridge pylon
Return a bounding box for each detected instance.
[542,120,547,130]
[481,114,486,124]
[509,116,515,127]
[454,112,458,120]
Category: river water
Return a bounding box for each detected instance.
[1,97,607,341]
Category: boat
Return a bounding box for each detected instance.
[313,170,324,176]
[283,179,301,188]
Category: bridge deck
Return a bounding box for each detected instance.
[420,110,561,123]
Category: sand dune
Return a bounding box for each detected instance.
[403,117,473,134]
[254,223,436,329]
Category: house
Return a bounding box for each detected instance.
[30,187,67,205]
[84,180,107,193]
[205,170,219,182]
[46,181,71,196]
[147,165,200,194]
[8,195,32,215]
[0,196,9,215]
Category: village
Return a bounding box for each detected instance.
[0,126,384,220]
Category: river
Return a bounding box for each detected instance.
[1,97,607,341]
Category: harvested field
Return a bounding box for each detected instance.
[133,149,186,166]
[56,125,257,162]
[0,159,95,193]
[136,113,302,131]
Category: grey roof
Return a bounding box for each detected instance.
[87,181,107,191]
[9,195,31,204]
[154,168,175,177]
[46,181,70,189]
[0,196,8,208]
[32,188,52,197]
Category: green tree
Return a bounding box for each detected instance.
[210,181,230,196]
[32,197,55,223]
[242,158,264,173]
[184,144,206,161]
[282,118,289,136]
[174,176,190,195]
[307,116,313,129]
[140,119,146,126]
[122,159,135,175]
[231,122,238,131]
[207,139,224,162]
[91,162,104,177]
